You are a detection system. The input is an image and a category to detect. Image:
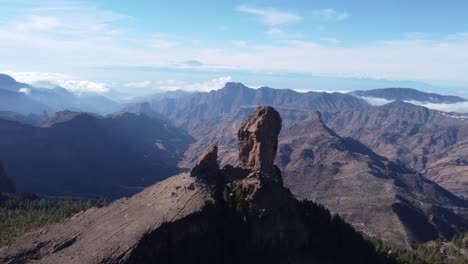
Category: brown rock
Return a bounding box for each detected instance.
[189,144,219,181]
[238,106,282,171]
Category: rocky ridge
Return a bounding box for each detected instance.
[0,106,307,263]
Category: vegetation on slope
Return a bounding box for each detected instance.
[1,192,466,264]
[0,193,107,247]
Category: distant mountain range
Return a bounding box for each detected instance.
[0,74,120,115]
[0,111,194,198]
[350,87,467,104]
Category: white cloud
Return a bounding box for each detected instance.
[266,27,283,36]
[15,15,61,31]
[320,37,341,44]
[358,96,468,113]
[406,101,468,113]
[4,71,110,94]
[158,76,232,92]
[18,87,31,95]
[236,5,301,25]
[311,8,349,22]
[232,40,248,48]
[357,96,394,106]
[125,81,151,88]
[150,35,181,49]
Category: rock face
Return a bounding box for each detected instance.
[0,161,15,193]
[0,106,313,263]
[189,144,219,182]
[279,112,468,247]
[324,101,468,198]
[238,106,282,171]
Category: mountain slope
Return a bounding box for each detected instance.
[278,111,468,247]
[0,106,396,264]
[350,88,467,103]
[324,101,468,198]
[0,112,194,198]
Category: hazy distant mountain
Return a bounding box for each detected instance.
[0,111,46,125]
[324,101,468,198]
[0,74,120,115]
[0,161,15,193]
[278,112,468,247]
[350,88,467,103]
[147,90,193,101]
[0,88,54,115]
[0,111,194,198]
[0,74,32,92]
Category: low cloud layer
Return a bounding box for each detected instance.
[4,71,110,94]
[125,76,232,93]
[406,100,468,113]
[358,96,468,113]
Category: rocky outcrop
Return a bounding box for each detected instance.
[238,106,282,171]
[0,106,313,263]
[0,161,15,193]
[189,144,219,183]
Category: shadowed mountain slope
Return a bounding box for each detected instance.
[0,111,194,198]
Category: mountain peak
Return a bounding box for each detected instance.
[222,82,249,91]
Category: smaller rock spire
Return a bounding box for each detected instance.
[190,145,219,181]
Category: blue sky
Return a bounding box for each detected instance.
[1,0,468,98]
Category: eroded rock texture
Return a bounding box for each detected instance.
[238,106,281,171]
